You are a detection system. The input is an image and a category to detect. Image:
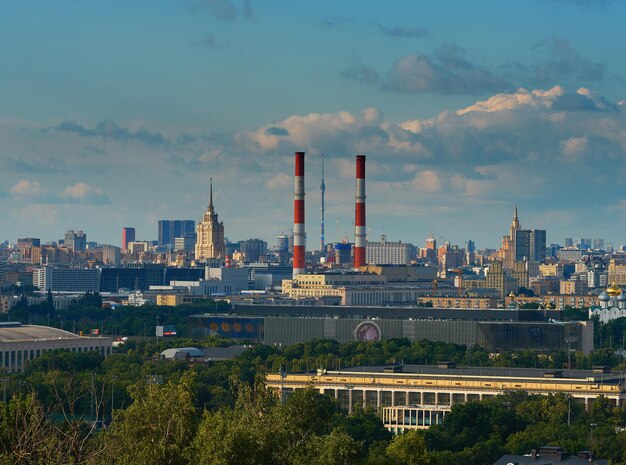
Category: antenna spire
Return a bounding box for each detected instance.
[320,154,326,253]
[209,177,213,209]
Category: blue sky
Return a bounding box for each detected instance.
[1,0,626,250]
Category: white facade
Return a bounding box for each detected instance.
[33,266,100,293]
[0,323,112,372]
[366,238,414,265]
[589,288,626,323]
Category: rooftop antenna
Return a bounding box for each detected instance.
[320,153,325,253]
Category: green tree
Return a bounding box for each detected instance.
[293,427,361,465]
[100,372,197,465]
[386,430,431,465]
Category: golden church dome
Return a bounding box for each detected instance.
[607,282,622,297]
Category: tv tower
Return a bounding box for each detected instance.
[320,154,325,253]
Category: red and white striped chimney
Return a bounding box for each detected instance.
[293,152,306,277]
[354,154,366,271]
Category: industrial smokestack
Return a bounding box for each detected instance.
[293,152,306,277]
[354,154,366,271]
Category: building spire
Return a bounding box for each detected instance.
[209,177,213,210]
[514,204,518,220]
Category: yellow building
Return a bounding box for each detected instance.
[282,273,387,304]
[484,261,518,298]
[505,294,598,309]
[195,179,225,261]
[511,261,529,289]
[358,265,436,283]
[267,364,626,413]
[608,260,626,286]
[539,263,564,278]
[417,297,497,309]
[500,207,520,269]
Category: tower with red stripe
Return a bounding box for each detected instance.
[293,152,306,277]
[354,154,366,270]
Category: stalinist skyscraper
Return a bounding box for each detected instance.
[195,178,225,261]
[500,205,520,269]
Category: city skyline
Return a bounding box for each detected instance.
[2,1,626,247]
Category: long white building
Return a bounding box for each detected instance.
[0,322,112,372]
[33,266,100,293]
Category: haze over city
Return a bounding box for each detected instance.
[2,0,626,248]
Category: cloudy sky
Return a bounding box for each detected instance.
[2,0,626,250]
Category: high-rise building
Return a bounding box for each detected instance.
[64,230,86,252]
[158,220,195,248]
[174,236,196,253]
[593,239,605,250]
[501,207,546,268]
[500,206,520,269]
[420,234,437,264]
[195,178,225,261]
[122,227,135,251]
[515,229,546,263]
[564,237,573,247]
[101,245,121,265]
[366,236,414,265]
[240,239,268,263]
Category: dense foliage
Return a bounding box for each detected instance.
[3,299,626,463]
[0,334,625,464]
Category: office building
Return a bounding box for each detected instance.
[366,236,414,265]
[158,220,195,248]
[174,236,196,253]
[64,230,86,252]
[195,179,225,261]
[33,266,100,293]
[240,238,268,262]
[334,243,352,268]
[122,227,135,251]
[515,229,546,262]
[101,245,121,265]
[99,265,165,292]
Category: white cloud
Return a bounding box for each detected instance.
[561,136,588,158]
[412,170,442,193]
[63,182,109,204]
[265,172,291,190]
[10,180,44,197]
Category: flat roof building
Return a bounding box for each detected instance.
[266,364,626,414]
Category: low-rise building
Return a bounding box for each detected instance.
[0,322,112,372]
[417,296,497,309]
[266,364,626,414]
